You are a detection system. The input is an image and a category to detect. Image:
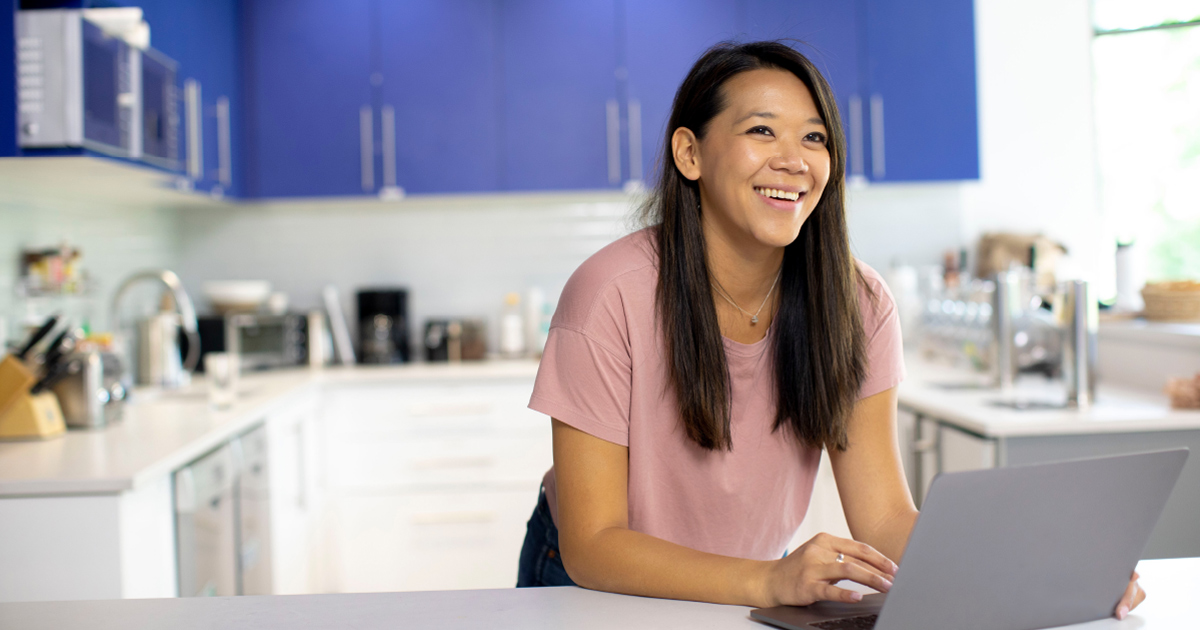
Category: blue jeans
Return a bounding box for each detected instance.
[516,487,577,587]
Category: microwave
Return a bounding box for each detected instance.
[197,314,309,372]
[16,9,178,167]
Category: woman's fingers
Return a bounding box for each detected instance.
[827,555,894,594]
[818,582,865,604]
[829,537,898,577]
[1115,573,1145,619]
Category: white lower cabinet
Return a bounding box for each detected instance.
[264,390,321,595]
[318,377,547,593]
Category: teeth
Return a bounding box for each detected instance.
[755,187,801,202]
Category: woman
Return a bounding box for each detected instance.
[516,41,1144,617]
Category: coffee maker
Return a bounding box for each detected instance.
[356,288,409,364]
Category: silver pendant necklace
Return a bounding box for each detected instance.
[711,269,782,325]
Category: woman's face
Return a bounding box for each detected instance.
[673,68,831,250]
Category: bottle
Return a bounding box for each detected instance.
[500,293,525,359]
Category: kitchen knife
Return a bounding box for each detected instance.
[30,357,78,395]
[40,329,77,370]
[15,314,59,360]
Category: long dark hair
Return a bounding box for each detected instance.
[640,41,868,452]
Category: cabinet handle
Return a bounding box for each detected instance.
[912,437,938,453]
[606,99,620,185]
[381,104,397,189]
[216,96,231,188]
[848,95,865,180]
[870,94,885,179]
[184,79,202,180]
[359,105,374,192]
[411,510,497,525]
[409,456,496,471]
[627,98,642,185]
[295,422,307,510]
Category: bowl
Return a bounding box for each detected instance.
[203,280,272,314]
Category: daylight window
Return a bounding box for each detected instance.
[1092,0,1200,283]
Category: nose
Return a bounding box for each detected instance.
[768,143,808,174]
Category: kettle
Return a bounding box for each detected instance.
[109,270,200,388]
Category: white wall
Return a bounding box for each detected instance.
[962,0,1105,286]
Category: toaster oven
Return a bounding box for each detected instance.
[197,314,308,372]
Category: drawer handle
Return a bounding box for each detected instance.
[912,437,938,453]
[412,510,497,525]
[410,456,496,471]
[406,402,493,418]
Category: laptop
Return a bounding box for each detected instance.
[751,448,1189,630]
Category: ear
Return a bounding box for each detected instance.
[671,127,702,181]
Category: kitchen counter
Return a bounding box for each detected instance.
[0,361,540,497]
[897,357,1200,438]
[0,557,1194,630]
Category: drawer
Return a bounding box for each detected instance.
[322,383,545,438]
[324,488,539,592]
[325,432,553,490]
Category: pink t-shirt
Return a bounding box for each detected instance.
[528,228,905,561]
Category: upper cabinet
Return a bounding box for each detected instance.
[378,0,501,195]
[624,0,743,187]
[240,0,375,198]
[862,0,979,182]
[499,0,620,192]
[3,0,979,198]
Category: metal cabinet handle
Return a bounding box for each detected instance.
[848,95,865,180]
[216,96,231,188]
[606,99,620,185]
[381,104,397,189]
[184,79,202,180]
[411,510,497,525]
[295,422,307,510]
[870,94,885,179]
[360,105,374,192]
[627,98,642,185]
[912,437,938,452]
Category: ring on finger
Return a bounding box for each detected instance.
[835,553,845,564]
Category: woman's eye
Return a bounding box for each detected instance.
[747,125,774,137]
[805,132,828,145]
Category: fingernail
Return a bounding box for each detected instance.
[890,562,899,573]
[881,578,893,592]
[850,592,863,602]
[1117,605,1129,620]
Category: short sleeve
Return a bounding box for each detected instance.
[529,326,632,446]
[857,265,906,399]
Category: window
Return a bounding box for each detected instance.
[1092,0,1200,282]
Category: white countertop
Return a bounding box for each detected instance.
[0,361,540,498]
[0,557,1193,629]
[898,358,1200,438]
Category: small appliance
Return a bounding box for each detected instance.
[356,289,409,364]
[197,313,308,372]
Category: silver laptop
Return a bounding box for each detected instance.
[751,448,1189,630]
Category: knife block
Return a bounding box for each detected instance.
[0,355,36,418]
[0,391,66,441]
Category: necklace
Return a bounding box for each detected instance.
[711,269,782,325]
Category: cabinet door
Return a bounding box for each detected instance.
[377,0,501,194]
[624,0,741,187]
[863,0,979,181]
[241,0,375,198]
[499,0,619,191]
[134,0,241,195]
[743,0,863,178]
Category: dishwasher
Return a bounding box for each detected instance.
[174,444,238,597]
[174,424,274,596]
[234,424,274,595]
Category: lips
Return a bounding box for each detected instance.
[754,186,804,202]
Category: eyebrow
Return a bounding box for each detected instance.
[733,111,826,126]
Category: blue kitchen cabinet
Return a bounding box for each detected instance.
[862,0,979,181]
[742,0,864,178]
[240,0,375,198]
[499,0,620,191]
[132,0,241,195]
[377,0,501,195]
[623,0,742,187]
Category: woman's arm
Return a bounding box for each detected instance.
[827,387,919,563]
[553,418,897,607]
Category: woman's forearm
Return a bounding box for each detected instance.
[859,507,919,564]
[562,526,774,607]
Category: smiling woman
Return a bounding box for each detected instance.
[512,41,1150,616]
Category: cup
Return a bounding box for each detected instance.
[205,352,239,410]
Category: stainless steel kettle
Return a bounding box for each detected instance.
[109,270,201,388]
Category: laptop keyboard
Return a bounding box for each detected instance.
[810,613,878,629]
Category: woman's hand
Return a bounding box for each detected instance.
[762,532,899,607]
[1115,571,1146,619]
